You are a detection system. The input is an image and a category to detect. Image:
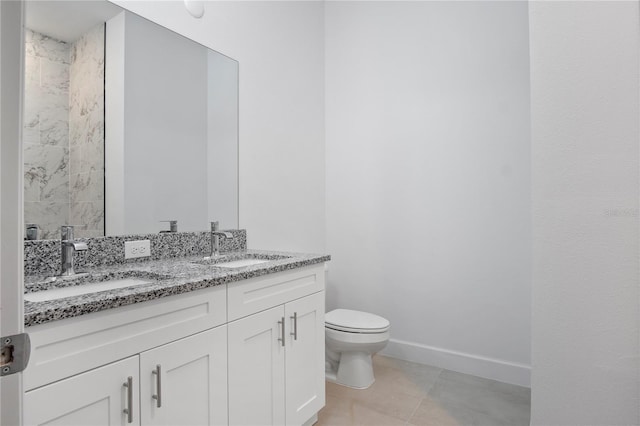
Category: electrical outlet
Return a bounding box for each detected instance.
[125,240,151,259]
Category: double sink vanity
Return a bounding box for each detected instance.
[19,1,327,421]
[23,230,329,426]
[18,1,327,424]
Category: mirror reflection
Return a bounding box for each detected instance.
[23,1,239,239]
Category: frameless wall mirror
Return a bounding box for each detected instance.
[23,1,239,239]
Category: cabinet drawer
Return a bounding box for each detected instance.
[227,264,324,321]
[24,284,226,391]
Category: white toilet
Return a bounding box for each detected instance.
[325,309,390,389]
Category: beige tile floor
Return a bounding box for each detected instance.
[317,355,530,426]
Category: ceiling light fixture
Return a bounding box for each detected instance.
[184,0,204,18]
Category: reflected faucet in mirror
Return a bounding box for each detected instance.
[160,220,178,233]
[26,224,39,241]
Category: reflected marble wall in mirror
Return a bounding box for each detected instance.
[23,1,239,239]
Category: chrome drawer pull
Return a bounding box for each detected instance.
[123,376,133,423]
[152,364,162,408]
[290,312,298,340]
[278,317,285,347]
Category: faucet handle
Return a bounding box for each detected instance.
[160,220,178,232]
[72,241,89,251]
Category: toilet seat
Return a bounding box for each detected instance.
[325,309,390,334]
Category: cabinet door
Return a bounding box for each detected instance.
[285,292,325,426]
[24,356,139,426]
[140,325,228,426]
[228,305,286,426]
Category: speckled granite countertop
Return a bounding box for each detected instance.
[25,250,330,327]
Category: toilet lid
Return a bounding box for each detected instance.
[325,309,390,333]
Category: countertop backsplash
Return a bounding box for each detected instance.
[24,230,247,276]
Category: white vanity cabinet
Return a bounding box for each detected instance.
[227,265,325,426]
[24,284,229,426]
[24,325,228,426]
[23,262,326,426]
[24,284,228,391]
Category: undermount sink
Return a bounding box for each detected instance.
[24,278,154,302]
[213,258,270,268]
[193,253,291,268]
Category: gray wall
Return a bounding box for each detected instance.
[207,50,238,229]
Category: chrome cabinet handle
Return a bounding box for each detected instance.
[152,364,162,408]
[123,376,133,423]
[290,312,298,340]
[278,317,285,347]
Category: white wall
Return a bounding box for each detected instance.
[529,1,640,424]
[111,0,326,252]
[0,1,26,424]
[325,1,532,386]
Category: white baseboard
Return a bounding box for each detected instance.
[379,338,531,388]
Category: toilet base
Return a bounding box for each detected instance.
[326,352,375,389]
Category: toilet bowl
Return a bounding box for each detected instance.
[325,309,390,389]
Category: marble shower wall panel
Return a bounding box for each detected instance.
[69,24,106,238]
[23,29,71,240]
[25,30,70,64]
[24,144,69,201]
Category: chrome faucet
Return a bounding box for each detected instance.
[160,220,178,233]
[60,225,88,276]
[210,221,233,258]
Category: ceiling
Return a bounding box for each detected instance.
[25,0,123,43]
